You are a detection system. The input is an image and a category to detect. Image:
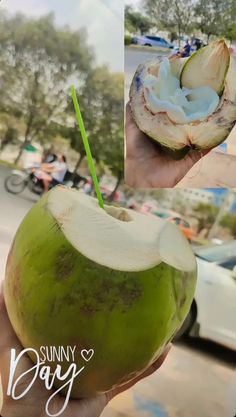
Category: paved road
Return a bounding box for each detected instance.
[0,165,235,417]
[0,165,37,279]
[104,339,235,417]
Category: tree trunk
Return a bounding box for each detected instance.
[0,140,5,152]
[108,174,122,202]
[14,121,32,164]
[207,33,211,44]
[14,71,40,164]
[73,153,85,175]
[178,24,181,47]
[0,127,16,153]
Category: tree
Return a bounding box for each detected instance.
[65,67,124,198]
[125,5,152,35]
[193,203,219,232]
[194,0,236,42]
[144,0,195,45]
[0,12,93,163]
[220,214,236,238]
[224,23,236,43]
[0,112,20,152]
[0,126,18,152]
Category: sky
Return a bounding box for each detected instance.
[1,0,124,72]
[126,0,142,10]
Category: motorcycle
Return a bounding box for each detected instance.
[4,167,88,196]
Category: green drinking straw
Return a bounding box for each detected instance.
[71,85,105,210]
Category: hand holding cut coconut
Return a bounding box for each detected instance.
[127,40,236,188]
[125,103,211,188]
[0,285,170,417]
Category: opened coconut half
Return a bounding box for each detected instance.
[130,40,236,158]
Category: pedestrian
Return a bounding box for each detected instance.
[182,39,191,57]
[195,38,202,51]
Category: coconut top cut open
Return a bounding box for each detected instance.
[47,187,196,273]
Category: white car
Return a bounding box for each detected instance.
[178,241,236,351]
[132,35,174,49]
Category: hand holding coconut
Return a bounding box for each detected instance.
[0,286,170,417]
[127,40,236,187]
[1,90,197,416]
[125,103,210,188]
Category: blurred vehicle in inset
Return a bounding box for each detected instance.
[132,35,174,49]
[171,217,197,242]
[153,208,197,242]
[176,241,236,351]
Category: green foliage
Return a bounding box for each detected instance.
[220,214,236,238]
[193,203,219,231]
[170,32,178,42]
[144,0,194,43]
[194,0,236,41]
[0,12,93,162]
[125,34,133,45]
[125,5,152,35]
[65,67,124,181]
[142,0,236,43]
[0,126,18,151]
[225,24,236,42]
[0,11,124,187]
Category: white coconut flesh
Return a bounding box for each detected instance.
[47,187,196,273]
[144,58,219,124]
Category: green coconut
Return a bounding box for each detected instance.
[4,186,197,398]
[130,40,236,158]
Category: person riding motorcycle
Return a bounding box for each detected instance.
[35,154,67,193]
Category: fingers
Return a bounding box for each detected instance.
[126,102,140,138]
[187,148,210,165]
[64,395,108,417]
[0,282,20,350]
[108,344,171,400]
[125,102,133,125]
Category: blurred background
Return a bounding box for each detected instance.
[0,1,236,417]
[125,0,236,188]
[0,0,124,197]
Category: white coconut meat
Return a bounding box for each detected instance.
[47,187,196,273]
[143,58,219,124]
[130,40,235,152]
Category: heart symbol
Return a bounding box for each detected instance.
[81,349,94,362]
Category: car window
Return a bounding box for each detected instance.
[219,256,236,271]
[146,36,160,41]
[183,220,190,228]
[172,217,181,225]
[195,241,236,263]
[154,212,169,219]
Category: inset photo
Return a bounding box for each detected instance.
[125,0,236,188]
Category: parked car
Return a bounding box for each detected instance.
[176,241,236,350]
[153,209,196,241]
[172,217,196,242]
[132,35,174,49]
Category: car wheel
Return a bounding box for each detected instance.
[144,43,152,47]
[174,302,196,341]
